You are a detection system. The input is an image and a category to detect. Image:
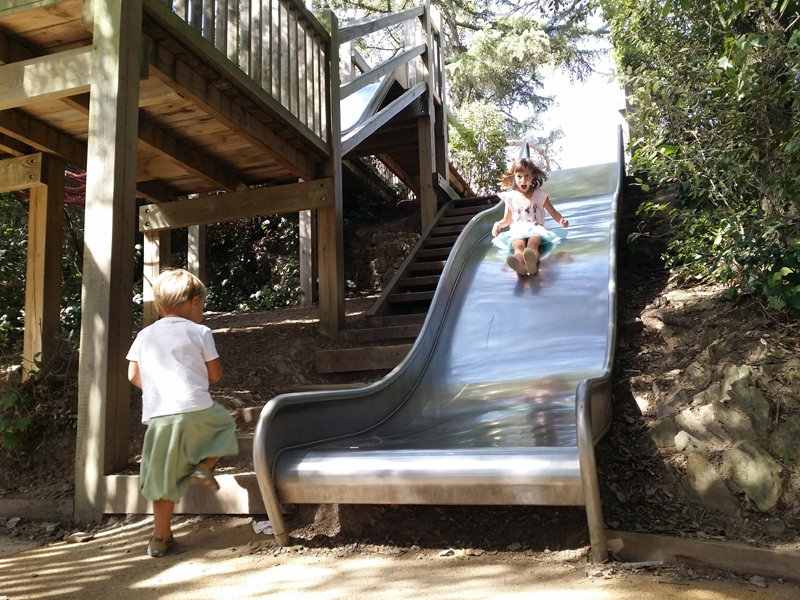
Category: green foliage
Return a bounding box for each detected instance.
[604,0,800,311]
[0,391,31,451]
[205,215,303,311]
[449,100,510,194]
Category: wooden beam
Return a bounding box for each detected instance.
[137,117,245,192]
[339,6,424,44]
[317,10,345,338]
[0,132,33,156]
[417,8,437,231]
[378,153,417,194]
[75,0,143,522]
[342,82,426,156]
[0,109,87,166]
[0,1,64,17]
[187,224,205,281]
[0,152,43,193]
[142,230,171,326]
[340,44,425,100]
[0,30,36,64]
[22,154,64,377]
[0,46,92,111]
[148,39,317,180]
[139,178,334,231]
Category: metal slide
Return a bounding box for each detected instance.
[254,132,624,561]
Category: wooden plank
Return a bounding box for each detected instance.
[0,132,32,156]
[0,498,73,519]
[377,153,417,193]
[148,39,319,179]
[74,0,143,522]
[0,46,92,111]
[0,0,66,17]
[103,473,266,514]
[338,324,421,343]
[289,7,298,117]
[279,1,289,109]
[297,24,306,130]
[340,44,425,100]
[606,529,800,582]
[137,117,244,191]
[0,152,43,192]
[341,82,426,156]
[139,177,333,231]
[249,0,260,85]
[338,6,424,44]
[22,154,64,377]
[0,31,36,64]
[260,0,270,95]
[187,224,205,281]
[315,344,413,373]
[0,109,86,165]
[418,7,437,231]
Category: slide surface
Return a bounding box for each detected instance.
[255,152,621,553]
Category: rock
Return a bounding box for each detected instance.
[727,381,771,434]
[648,418,682,448]
[682,453,741,517]
[711,400,758,442]
[675,409,713,443]
[692,382,725,406]
[656,387,687,419]
[674,430,707,453]
[65,531,95,543]
[5,517,20,529]
[749,575,768,588]
[686,361,712,387]
[722,441,782,513]
[769,415,800,463]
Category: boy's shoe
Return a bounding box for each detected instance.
[506,254,529,276]
[147,534,174,558]
[523,248,539,275]
[191,462,220,491]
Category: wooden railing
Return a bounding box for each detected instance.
[157,0,331,144]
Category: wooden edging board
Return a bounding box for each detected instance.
[606,529,800,582]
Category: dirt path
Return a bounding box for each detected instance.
[2,515,798,600]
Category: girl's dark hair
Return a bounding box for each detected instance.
[500,158,548,190]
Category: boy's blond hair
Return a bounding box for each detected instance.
[153,268,207,316]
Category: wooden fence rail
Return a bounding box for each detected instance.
[159,0,330,144]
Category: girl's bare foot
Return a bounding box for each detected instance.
[523,248,539,275]
[506,254,529,276]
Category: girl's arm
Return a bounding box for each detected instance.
[128,361,142,389]
[543,198,569,228]
[206,358,223,384]
[492,203,513,236]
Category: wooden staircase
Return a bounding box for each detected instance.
[316,194,500,373]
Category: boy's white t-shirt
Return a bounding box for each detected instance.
[126,317,219,423]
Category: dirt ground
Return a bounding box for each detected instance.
[2,182,800,593]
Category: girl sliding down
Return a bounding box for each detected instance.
[491,158,569,276]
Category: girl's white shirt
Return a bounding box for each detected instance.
[127,317,218,423]
[499,188,549,226]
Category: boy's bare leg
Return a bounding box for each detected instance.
[152,499,174,540]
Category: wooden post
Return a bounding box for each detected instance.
[187,224,205,281]
[417,2,437,230]
[22,154,65,377]
[142,230,172,326]
[432,9,449,182]
[298,209,317,306]
[317,10,344,337]
[75,0,143,522]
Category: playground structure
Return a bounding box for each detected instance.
[0,0,620,562]
[0,0,459,522]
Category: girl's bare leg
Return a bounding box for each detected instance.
[523,237,542,274]
[153,499,174,540]
[507,239,529,275]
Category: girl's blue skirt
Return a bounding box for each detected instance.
[492,222,567,254]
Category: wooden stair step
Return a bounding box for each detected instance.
[316,344,413,373]
[437,214,472,226]
[366,313,427,328]
[430,225,463,236]
[444,205,491,218]
[425,235,457,249]
[339,323,422,343]
[407,261,445,275]
[398,274,440,289]
[416,247,451,260]
[452,196,499,209]
[389,290,435,304]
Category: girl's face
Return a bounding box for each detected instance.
[514,169,535,195]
